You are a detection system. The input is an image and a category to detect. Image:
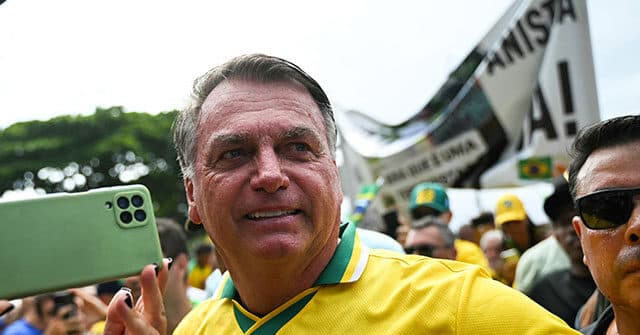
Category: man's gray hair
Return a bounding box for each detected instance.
[173,54,337,179]
[410,216,455,248]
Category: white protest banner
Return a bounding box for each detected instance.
[337,0,599,211]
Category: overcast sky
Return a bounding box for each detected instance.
[0,1,637,130]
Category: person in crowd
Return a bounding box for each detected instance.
[471,212,496,242]
[527,176,596,327]
[203,248,227,299]
[394,214,411,246]
[2,293,83,335]
[494,193,548,255]
[479,229,514,284]
[156,217,202,334]
[409,182,490,270]
[568,115,640,334]
[187,243,214,290]
[513,179,572,294]
[456,224,477,244]
[103,54,579,334]
[404,217,457,260]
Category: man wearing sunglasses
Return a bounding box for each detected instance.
[568,115,640,335]
[408,182,489,269]
[404,216,457,260]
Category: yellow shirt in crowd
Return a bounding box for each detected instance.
[174,223,578,335]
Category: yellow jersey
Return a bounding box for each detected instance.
[175,222,578,335]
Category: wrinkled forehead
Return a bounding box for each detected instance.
[198,79,326,133]
[203,79,318,114]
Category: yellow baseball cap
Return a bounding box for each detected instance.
[494,194,527,226]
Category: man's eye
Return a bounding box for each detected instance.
[221,149,244,159]
[292,143,310,152]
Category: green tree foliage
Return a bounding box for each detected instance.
[0,106,188,224]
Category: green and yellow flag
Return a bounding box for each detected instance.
[349,178,384,226]
[518,157,552,180]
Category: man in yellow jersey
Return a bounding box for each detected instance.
[408,182,490,270]
[103,54,578,334]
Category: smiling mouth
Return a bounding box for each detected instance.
[246,210,300,220]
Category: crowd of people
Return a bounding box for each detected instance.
[1,54,639,334]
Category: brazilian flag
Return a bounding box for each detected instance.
[518,157,552,180]
[349,182,382,226]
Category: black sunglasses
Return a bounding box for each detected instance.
[404,244,434,257]
[576,187,640,230]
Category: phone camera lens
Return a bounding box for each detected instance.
[117,197,130,209]
[131,195,144,208]
[120,211,133,224]
[134,210,147,222]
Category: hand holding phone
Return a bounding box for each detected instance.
[104,260,171,335]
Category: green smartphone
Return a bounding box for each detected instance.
[0,185,164,300]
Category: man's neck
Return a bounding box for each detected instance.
[611,305,640,335]
[229,239,339,316]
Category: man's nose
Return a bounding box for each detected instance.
[625,198,640,243]
[250,148,290,193]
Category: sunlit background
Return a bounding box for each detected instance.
[0,1,637,129]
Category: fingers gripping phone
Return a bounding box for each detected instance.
[0,185,164,300]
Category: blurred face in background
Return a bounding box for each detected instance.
[501,219,530,250]
[405,226,456,260]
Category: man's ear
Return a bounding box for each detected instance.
[572,215,583,238]
[572,215,587,265]
[185,177,202,224]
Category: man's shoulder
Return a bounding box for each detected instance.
[366,249,493,284]
[363,251,578,333]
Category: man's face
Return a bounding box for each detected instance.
[185,80,343,271]
[573,141,640,309]
[405,226,456,260]
[501,219,529,250]
[482,237,503,263]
